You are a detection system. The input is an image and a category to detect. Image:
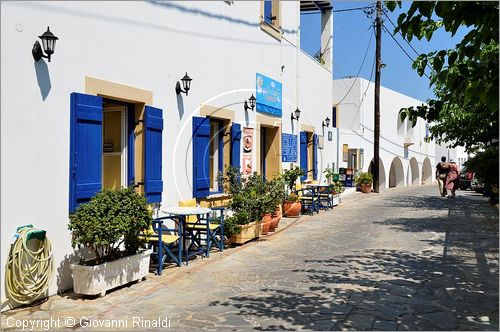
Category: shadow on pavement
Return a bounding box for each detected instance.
[211,191,498,331]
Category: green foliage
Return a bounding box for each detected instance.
[323,167,336,183]
[354,172,374,186]
[68,187,152,264]
[219,167,285,237]
[464,146,499,187]
[387,1,499,151]
[331,181,345,195]
[284,192,300,203]
[282,166,304,192]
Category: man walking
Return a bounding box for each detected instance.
[436,156,449,197]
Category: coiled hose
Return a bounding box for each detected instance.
[5,225,54,304]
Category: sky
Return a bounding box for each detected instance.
[300,1,469,103]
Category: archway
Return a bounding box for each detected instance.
[389,157,404,188]
[422,157,432,184]
[368,158,386,190]
[409,157,419,185]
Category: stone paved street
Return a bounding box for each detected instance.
[2,185,498,331]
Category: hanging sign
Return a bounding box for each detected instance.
[256,73,282,117]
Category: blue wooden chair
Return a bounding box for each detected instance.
[140,216,182,275]
[296,186,320,215]
[317,185,334,210]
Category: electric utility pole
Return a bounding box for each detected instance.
[373,0,382,193]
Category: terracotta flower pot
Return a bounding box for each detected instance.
[283,201,301,217]
[269,215,280,232]
[274,205,282,218]
[361,183,372,193]
[261,214,272,235]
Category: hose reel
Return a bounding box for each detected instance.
[5,224,54,305]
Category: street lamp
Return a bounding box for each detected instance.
[175,72,193,95]
[323,117,330,128]
[291,107,301,121]
[244,94,256,111]
[32,27,59,62]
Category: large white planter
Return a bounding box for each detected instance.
[70,249,152,297]
[332,194,340,206]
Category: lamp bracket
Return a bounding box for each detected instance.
[32,41,44,61]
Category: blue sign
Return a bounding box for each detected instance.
[256,73,282,117]
[282,133,298,162]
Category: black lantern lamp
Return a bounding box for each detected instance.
[244,94,256,111]
[32,27,58,62]
[323,116,331,128]
[176,72,192,95]
[291,107,301,121]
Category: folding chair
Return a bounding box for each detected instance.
[140,216,182,275]
[317,185,333,210]
[297,186,320,215]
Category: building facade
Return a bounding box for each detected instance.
[1,1,334,310]
[332,78,437,189]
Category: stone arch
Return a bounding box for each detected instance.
[422,157,432,184]
[368,158,386,190]
[389,157,404,188]
[409,157,419,185]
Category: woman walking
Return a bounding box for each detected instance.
[445,160,460,198]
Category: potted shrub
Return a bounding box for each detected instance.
[281,167,304,217]
[219,170,268,244]
[283,192,301,217]
[68,187,153,297]
[355,172,373,193]
[331,181,345,205]
[266,177,285,231]
[323,167,336,184]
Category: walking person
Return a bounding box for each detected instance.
[436,156,449,197]
[445,160,460,198]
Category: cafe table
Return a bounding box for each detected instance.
[161,206,212,266]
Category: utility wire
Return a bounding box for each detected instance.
[337,26,374,105]
[383,13,435,75]
[382,24,432,80]
[302,5,372,15]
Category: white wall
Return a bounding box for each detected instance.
[1,1,333,310]
[333,78,436,189]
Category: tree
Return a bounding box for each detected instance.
[386,1,498,151]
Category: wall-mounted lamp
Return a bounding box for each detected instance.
[244,94,256,111]
[322,117,331,128]
[175,72,192,95]
[291,107,301,121]
[32,27,58,62]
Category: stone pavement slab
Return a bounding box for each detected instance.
[1,186,498,331]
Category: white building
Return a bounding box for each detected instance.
[1,1,336,310]
[332,77,437,189]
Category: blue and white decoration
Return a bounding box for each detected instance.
[256,73,282,117]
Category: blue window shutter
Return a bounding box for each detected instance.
[313,133,318,180]
[264,0,273,24]
[231,123,241,170]
[193,117,210,198]
[69,93,103,213]
[144,106,164,203]
[300,131,308,181]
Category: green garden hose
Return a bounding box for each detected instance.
[5,225,54,304]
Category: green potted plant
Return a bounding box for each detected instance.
[68,187,153,297]
[282,167,304,217]
[323,167,336,184]
[220,169,269,244]
[265,176,286,231]
[355,172,373,193]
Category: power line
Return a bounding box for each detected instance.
[333,6,372,13]
[337,26,374,105]
[382,24,432,80]
[383,13,435,75]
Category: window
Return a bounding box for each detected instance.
[69,93,163,213]
[192,117,241,198]
[209,119,224,193]
[261,0,281,40]
[300,131,318,181]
